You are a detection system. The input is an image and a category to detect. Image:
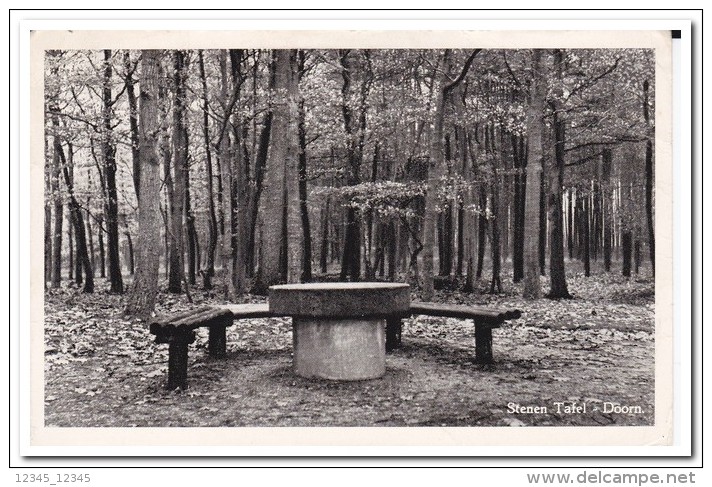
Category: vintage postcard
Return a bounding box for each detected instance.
[25,25,676,453]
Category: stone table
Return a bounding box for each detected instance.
[269,282,410,380]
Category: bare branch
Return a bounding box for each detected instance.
[565,56,621,102]
[444,49,482,94]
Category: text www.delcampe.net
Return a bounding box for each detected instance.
[526,471,696,486]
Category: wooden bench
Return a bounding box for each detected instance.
[385,302,522,363]
[149,304,275,390]
[149,301,521,389]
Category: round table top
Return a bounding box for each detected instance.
[268,282,411,318]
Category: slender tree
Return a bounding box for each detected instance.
[50,111,64,288]
[167,50,188,294]
[230,49,249,294]
[101,50,124,293]
[197,50,219,289]
[546,49,571,299]
[297,50,313,282]
[217,50,237,299]
[123,51,141,200]
[47,51,64,288]
[523,49,545,299]
[602,148,613,272]
[44,145,53,286]
[338,49,362,282]
[57,139,94,292]
[643,79,655,275]
[512,133,526,282]
[125,50,163,317]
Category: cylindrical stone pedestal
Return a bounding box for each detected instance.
[269,282,410,381]
[293,318,386,380]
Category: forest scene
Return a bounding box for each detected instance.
[43,47,656,428]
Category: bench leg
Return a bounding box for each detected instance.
[474,324,493,364]
[385,318,402,352]
[208,324,228,358]
[166,330,196,390]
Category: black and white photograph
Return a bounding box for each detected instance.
[27,27,676,449]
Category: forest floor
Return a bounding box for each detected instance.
[43,264,655,428]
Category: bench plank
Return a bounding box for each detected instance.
[409,301,521,323]
[222,303,274,318]
[172,307,231,326]
[149,306,213,326]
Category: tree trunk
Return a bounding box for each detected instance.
[338,50,362,282]
[217,50,237,299]
[575,189,581,261]
[159,67,172,282]
[592,180,601,261]
[476,186,487,280]
[523,49,545,299]
[124,51,141,201]
[125,229,134,275]
[284,49,302,284]
[456,201,464,277]
[125,50,162,318]
[462,130,476,292]
[489,179,502,293]
[546,49,571,299]
[602,149,613,272]
[437,213,445,276]
[320,195,330,274]
[622,231,632,277]
[441,201,453,276]
[58,140,94,292]
[539,177,547,275]
[97,213,105,278]
[488,125,502,294]
[643,80,655,275]
[50,116,63,288]
[68,219,74,281]
[421,51,449,300]
[567,187,574,260]
[197,50,219,289]
[256,49,299,290]
[229,49,248,294]
[161,205,169,280]
[512,134,526,282]
[500,130,512,266]
[634,239,641,274]
[584,188,591,277]
[102,50,124,293]
[167,50,187,294]
[185,132,198,286]
[86,207,95,276]
[297,51,312,282]
[44,151,52,286]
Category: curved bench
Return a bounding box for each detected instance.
[149,295,522,389]
[149,304,275,390]
[386,302,522,363]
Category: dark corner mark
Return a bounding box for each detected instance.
[672,30,681,39]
